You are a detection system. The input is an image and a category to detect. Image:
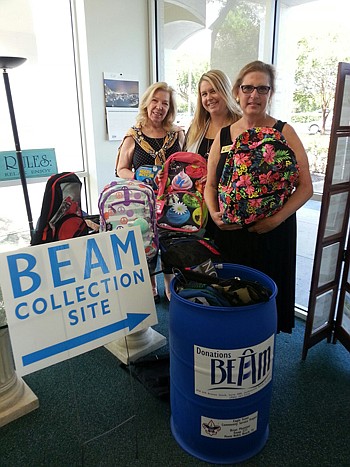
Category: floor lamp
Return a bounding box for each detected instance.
[0,56,34,241]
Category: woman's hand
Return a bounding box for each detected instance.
[211,210,242,230]
[247,215,281,234]
[85,219,99,232]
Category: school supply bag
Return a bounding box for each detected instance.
[98,178,158,260]
[135,164,162,190]
[31,172,90,245]
[218,127,299,226]
[156,152,208,233]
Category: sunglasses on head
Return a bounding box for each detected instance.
[240,85,271,95]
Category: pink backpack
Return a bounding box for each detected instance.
[156,152,208,233]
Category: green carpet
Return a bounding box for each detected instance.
[1,284,349,466]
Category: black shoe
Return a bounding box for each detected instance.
[154,293,160,304]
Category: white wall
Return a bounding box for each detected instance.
[78,0,152,210]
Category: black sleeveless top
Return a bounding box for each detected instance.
[219,120,286,147]
[132,133,181,170]
[198,136,214,159]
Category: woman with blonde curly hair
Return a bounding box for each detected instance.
[116,81,185,303]
[117,81,184,179]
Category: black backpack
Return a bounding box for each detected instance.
[31,172,89,246]
[159,232,223,271]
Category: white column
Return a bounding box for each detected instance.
[105,327,167,365]
[0,326,39,427]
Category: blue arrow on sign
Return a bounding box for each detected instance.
[22,312,150,366]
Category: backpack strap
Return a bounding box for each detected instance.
[273,120,286,133]
[215,125,232,182]
[220,125,231,148]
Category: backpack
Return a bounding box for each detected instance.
[98,178,158,260]
[218,127,299,226]
[156,152,208,233]
[159,232,223,271]
[120,353,170,400]
[31,172,89,245]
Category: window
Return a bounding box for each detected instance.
[274,0,350,309]
[0,0,85,251]
[160,0,273,127]
[159,0,350,311]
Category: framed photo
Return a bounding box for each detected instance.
[103,73,139,140]
[103,73,139,109]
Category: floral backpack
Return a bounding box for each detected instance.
[218,126,299,226]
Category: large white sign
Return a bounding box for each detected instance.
[0,228,157,376]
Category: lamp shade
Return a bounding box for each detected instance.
[0,57,27,70]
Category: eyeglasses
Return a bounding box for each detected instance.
[240,85,271,95]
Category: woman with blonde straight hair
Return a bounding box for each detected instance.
[185,69,241,156]
[183,70,241,241]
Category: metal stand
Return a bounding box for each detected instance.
[1,56,34,240]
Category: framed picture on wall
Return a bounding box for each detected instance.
[103,72,139,140]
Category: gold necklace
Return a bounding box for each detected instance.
[154,135,165,150]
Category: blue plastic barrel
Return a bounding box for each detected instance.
[169,263,277,465]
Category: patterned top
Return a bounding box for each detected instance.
[115,126,182,176]
[133,132,181,170]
